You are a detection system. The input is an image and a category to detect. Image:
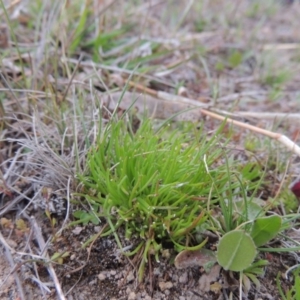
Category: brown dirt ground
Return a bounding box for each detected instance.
[1,0,300,299]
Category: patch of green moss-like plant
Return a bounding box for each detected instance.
[77,114,300,286]
[78,115,268,280]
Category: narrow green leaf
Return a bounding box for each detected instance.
[295,275,300,300]
[70,5,89,53]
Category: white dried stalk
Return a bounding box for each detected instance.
[200,109,300,157]
[30,217,66,300]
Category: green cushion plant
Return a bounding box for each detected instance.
[77,113,300,286]
[77,115,264,280]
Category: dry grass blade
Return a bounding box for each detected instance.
[236,112,300,123]
[0,232,25,300]
[30,217,66,300]
[0,186,33,217]
[263,43,300,50]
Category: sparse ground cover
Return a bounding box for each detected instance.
[1,1,300,299]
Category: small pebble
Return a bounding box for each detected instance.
[98,272,106,281]
[158,281,173,291]
[6,239,17,248]
[72,227,83,235]
[128,292,136,300]
[153,268,161,275]
[127,271,135,283]
[88,279,97,285]
[179,272,188,284]
[94,226,102,233]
